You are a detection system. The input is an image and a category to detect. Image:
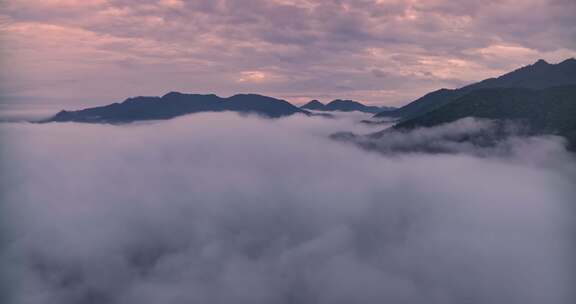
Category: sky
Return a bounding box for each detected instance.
[1,0,576,107]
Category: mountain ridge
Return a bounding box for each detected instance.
[44,92,311,123]
[302,99,395,113]
[373,58,576,120]
[370,85,576,151]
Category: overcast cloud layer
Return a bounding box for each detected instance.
[1,113,575,303]
[1,0,576,107]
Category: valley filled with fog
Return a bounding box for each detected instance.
[1,112,574,304]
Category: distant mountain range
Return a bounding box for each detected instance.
[373,58,576,120]
[44,93,311,123]
[301,99,396,113]
[389,85,576,150]
[366,58,576,151]
[40,58,576,151]
[43,92,395,123]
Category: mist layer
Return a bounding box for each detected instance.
[1,113,574,304]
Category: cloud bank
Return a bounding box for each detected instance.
[336,117,574,156]
[1,112,575,303]
[2,0,575,106]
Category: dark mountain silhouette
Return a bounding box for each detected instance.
[44,92,310,123]
[221,94,309,118]
[302,99,395,113]
[373,58,576,120]
[301,100,326,110]
[384,85,576,150]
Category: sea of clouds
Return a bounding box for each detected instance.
[1,112,575,304]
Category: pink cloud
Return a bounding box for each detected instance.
[1,0,575,106]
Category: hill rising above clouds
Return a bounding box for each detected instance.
[373,58,576,120]
[388,85,576,150]
[44,93,311,123]
[302,99,396,113]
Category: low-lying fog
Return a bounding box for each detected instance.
[1,112,574,304]
[0,104,88,123]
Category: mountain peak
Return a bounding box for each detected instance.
[301,98,383,113]
[301,99,326,110]
[229,93,280,100]
[327,99,363,106]
[162,91,183,98]
[534,59,549,66]
[304,100,324,106]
